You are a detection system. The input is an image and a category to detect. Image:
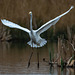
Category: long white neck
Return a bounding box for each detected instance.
[30,13,33,33]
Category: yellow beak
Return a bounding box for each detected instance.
[29,11,32,14]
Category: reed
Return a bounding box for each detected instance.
[57,26,75,67]
[0,0,75,40]
[49,48,52,62]
[57,37,61,66]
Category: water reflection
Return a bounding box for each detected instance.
[0,41,74,74]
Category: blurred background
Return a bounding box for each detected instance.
[0,1,75,74]
[0,0,75,41]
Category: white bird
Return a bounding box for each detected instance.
[1,6,74,48]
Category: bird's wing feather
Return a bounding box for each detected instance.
[36,17,60,35]
[1,19,30,33]
[36,6,74,35]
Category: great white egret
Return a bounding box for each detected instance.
[1,6,74,48]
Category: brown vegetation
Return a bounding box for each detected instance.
[0,0,75,40]
[50,25,75,68]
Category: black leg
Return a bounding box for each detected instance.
[27,51,33,68]
[37,50,39,69]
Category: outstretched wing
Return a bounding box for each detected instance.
[1,19,30,33]
[36,6,74,35]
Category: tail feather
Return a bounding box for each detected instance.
[27,39,47,48]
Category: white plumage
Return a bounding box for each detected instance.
[1,6,74,48]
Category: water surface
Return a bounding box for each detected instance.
[0,41,74,75]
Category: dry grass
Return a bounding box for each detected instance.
[57,25,75,66]
[0,0,75,40]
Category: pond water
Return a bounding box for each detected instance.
[0,41,74,75]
